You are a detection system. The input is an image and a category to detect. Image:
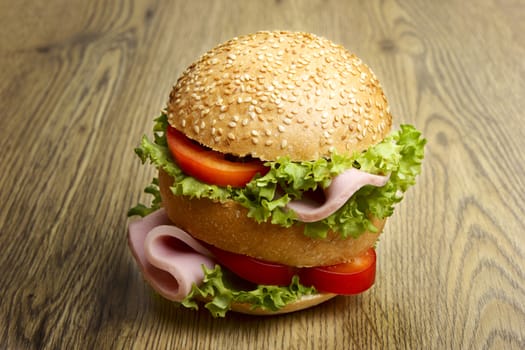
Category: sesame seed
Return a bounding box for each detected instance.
[227,132,236,140]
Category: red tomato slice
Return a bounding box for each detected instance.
[166,126,269,187]
[206,243,376,294]
[206,245,297,286]
[299,248,376,295]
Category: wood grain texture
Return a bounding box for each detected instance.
[1,0,524,349]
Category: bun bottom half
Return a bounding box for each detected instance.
[159,169,385,267]
[226,293,337,315]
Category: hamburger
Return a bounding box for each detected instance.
[128,31,425,317]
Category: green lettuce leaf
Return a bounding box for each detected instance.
[181,265,316,317]
[129,113,426,239]
[127,178,162,217]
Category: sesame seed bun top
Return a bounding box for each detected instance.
[166,31,392,161]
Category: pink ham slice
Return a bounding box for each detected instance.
[286,168,389,223]
[128,209,215,302]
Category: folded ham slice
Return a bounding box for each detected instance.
[286,168,389,222]
[128,209,215,302]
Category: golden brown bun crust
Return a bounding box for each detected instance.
[196,293,336,315]
[166,31,392,161]
[159,169,384,267]
[229,293,336,315]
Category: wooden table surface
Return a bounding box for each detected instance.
[1,0,524,349]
